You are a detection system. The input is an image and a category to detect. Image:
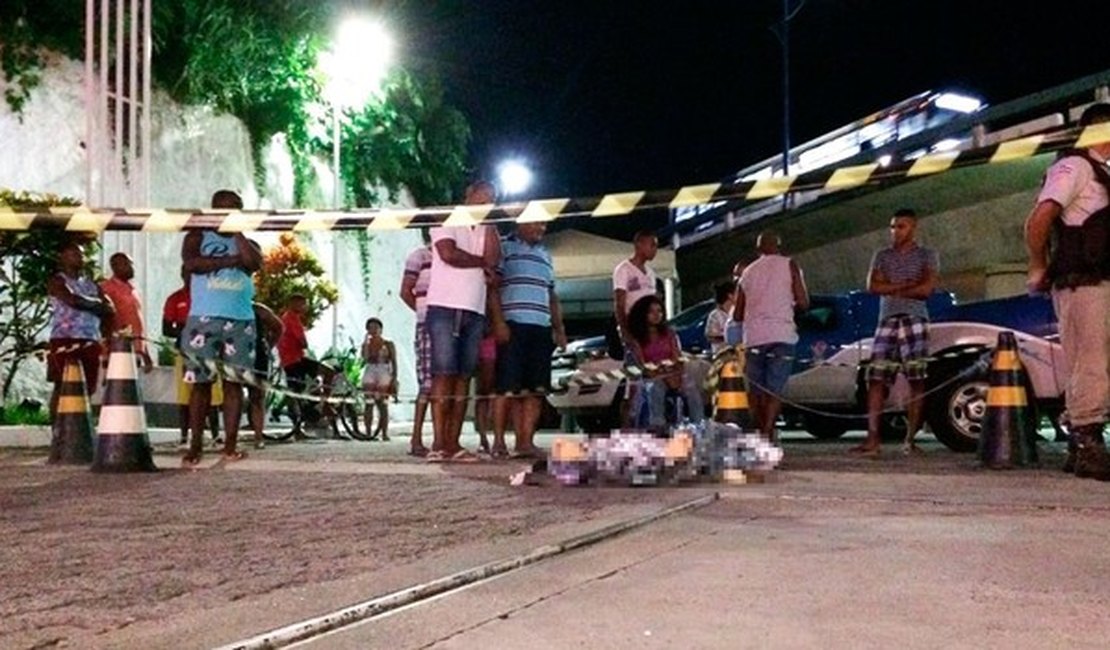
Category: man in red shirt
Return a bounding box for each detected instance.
[277,294,320,435]
[100,252,152,372]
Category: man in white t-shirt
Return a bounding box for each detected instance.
[611,231,660,426]
[424,181,501,461]
[735,231,809,440]
[613,230,659,346]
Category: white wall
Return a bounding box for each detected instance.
[0,55,418,403]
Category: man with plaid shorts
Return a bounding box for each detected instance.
[854,208,939,456]
[400,232,433,456]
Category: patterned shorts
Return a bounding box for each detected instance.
[866,315,929,384]
[180,316,256,384]
[415,323,432,396]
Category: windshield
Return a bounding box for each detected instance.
[669,301,714,328]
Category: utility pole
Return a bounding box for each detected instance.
[772,0,806,178]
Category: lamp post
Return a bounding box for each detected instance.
[319,17,393,346]
[772,0,806,178]
[320,16,394,208]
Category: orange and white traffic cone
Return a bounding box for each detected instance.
[49,360,95,465]
[92,335,157,473]
[979,331,1038,469]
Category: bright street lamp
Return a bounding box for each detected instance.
[320,16,394,207]
[497,159,533,197]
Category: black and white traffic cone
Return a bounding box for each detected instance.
[49,360,95,464]
[979,331,1038,469]
[92,335,157,473]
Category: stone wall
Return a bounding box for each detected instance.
[0,55,419,405]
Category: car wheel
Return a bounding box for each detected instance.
[925,375,988,453]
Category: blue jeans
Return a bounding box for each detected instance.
[426,307,486,376]
[744,342,794,398]
[631,373,706,431]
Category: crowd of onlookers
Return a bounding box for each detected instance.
[41,102,1110,478]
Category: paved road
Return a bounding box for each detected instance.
[297,469,1110,650]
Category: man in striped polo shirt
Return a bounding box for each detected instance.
[400,230,433,456]
[489,222,567,457]
[854,208,939,457]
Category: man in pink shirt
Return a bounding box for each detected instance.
[735,232,809,441]
[99,252,153,373]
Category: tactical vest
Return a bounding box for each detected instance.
[1045,149,1110,289]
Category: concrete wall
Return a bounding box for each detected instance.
[791,190,1037,300]
[0,55,419,405]
[677,157,1051,305]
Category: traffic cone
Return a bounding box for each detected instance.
[713,352,750,428]
[92,335,157,473]
[49,360,95,465]
[978,331,1038,469]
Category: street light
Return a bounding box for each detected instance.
[497,159,533,197]
[320,16,394,207]
[319,16,393,348]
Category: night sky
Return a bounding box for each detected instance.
[390,0,1109,202]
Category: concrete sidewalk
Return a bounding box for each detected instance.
[299,471,1110,650]
[7,429,1101,649]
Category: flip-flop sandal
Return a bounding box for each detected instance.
[425,450,448,463]
[490,446,510,459]
[181,454,202,469]
[408,447,429,458]
[447,449,481,463]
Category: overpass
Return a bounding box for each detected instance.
[671,70,1110,304]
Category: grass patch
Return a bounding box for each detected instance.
[0,401,49,426]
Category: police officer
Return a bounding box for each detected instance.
[1025,103,1110,480]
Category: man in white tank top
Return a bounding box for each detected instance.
[734,231,809,440]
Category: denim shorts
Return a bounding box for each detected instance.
[426,306,486,377]
[744,342,795,398]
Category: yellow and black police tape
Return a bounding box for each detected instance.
[2,122,1108,233]
[18,334,1052,429]
[23,335,1040,420]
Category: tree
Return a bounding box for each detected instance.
[0,190,94,401]
[2,0,473,209]
[253,233,338,328]
[345,70,471,207]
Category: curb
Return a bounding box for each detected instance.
[214,492,719,650]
